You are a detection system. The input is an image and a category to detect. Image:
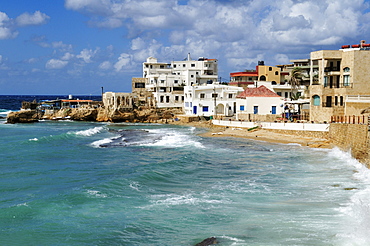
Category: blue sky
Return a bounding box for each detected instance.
[1,0,370,95]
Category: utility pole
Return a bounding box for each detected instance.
[213,86,217,119]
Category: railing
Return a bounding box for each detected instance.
[331,115,369,125]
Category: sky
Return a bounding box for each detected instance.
[1,0,370,95]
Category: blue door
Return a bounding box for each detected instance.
[193,106,197,115]
[271,106,276,114]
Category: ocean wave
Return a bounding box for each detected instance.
[71,126,107,137]
[330,147,370,245]
[90,137,115,148]
[141,129,205,148]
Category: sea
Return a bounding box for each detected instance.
[1,95,370,246]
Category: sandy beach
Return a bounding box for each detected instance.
[169,120,332,148]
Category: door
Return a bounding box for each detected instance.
[254,106,258,114]
[193,106,197,115]
[271,106,276,114]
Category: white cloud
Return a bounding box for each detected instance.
[45,59,69,69]
[0,12,18,39]
[114,53,132,72]
[76,48,99,63]
[99,61,112,70]
[16,11,50,26]
[61,52,75,61]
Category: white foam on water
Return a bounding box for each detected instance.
[328,148,370,245]
[141,128,205,148]
[29,138,38,141]
[72,126,106,137]
[86,189,107,198]
[146,193,231,208]
[129,181,141,191]
[90,137,114,148]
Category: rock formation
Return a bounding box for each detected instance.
[6,110,40,123]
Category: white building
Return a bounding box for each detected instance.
[236,85,284,120]
[141,55,218,108]
[184,83,244,117]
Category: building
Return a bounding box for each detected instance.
[183,83,244,117]
[309,41,370,122]
[236,85,284,121]
[132,55,218,108]
[229,61,285,89]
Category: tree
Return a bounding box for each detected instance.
[289,67,303,100]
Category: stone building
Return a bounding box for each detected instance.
[309,42,370,122]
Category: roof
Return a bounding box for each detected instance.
[236,85,281,98]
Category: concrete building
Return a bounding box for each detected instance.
[132,55,218,108]
[183,83,244,117]
[309,41,370,122]
[236,85,284,121]
[229,61,286,89]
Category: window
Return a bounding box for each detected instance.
[191,75,194,78]
[260,75,266,81]
[166,96,170,103]
[269,67,272,71]
[134,83,145,88]
[313,95,320,106]
[254,106,259,114]
[160,65,164,69]
[200,93,205,99]
[160,96,164,103]
[340,96,344,106]
[324,76,328,87]
[203,106,209,112]
[275,71,279,75]
[173,64,177,68]
[212,93,218,98]
[240,105,245,111]
[183,64,186,67]
[343,75,350,86]
[191,64,195,67]
[277,92,282,96]
[228,94,233,99]
[326,96,332,107]
[160,80,165,83]
[174,80,178,83]
[185,102,189,107]
[335,96,338,106]
[175,96,179,102]
[343,67,350,72]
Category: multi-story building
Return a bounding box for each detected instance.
[132,55,218,108]
[183,83,244,117]
[309,42,370,122]
[229,61,285,89]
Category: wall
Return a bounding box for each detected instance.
[329,123,370,167]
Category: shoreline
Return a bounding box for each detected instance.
[169,120,332,149]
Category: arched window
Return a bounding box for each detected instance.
[313,95,320,106]
[275,71,279,75]
[343,67,350,73]
[271,81,277,85]
[260,75,266,81]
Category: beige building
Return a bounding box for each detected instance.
[309,43,370,122]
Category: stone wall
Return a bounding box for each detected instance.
[264,129,329,139]
[329,123,370,167]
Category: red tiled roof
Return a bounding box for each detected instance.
[236,85,280,98]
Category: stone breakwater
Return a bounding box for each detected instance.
[6,107,180,124]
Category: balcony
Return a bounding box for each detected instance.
[324,67,340,75]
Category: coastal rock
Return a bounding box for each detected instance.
[69,108,98,121]
[195,237,218,246]
[6,110,39,123]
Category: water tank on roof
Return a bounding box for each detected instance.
[258,61,265,65]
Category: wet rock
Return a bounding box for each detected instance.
[195,237,218,246]
[6,110,39,123]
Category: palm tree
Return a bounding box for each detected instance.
[289,67,303,100]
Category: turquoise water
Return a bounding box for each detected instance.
[1,117,370,245]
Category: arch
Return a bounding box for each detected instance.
[343,67,350,73]
[271,81,277,85]
[313,95,320,106]
[216,103,224,115]
[260,75,266,81]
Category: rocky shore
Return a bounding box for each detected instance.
[6,107,181,124]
